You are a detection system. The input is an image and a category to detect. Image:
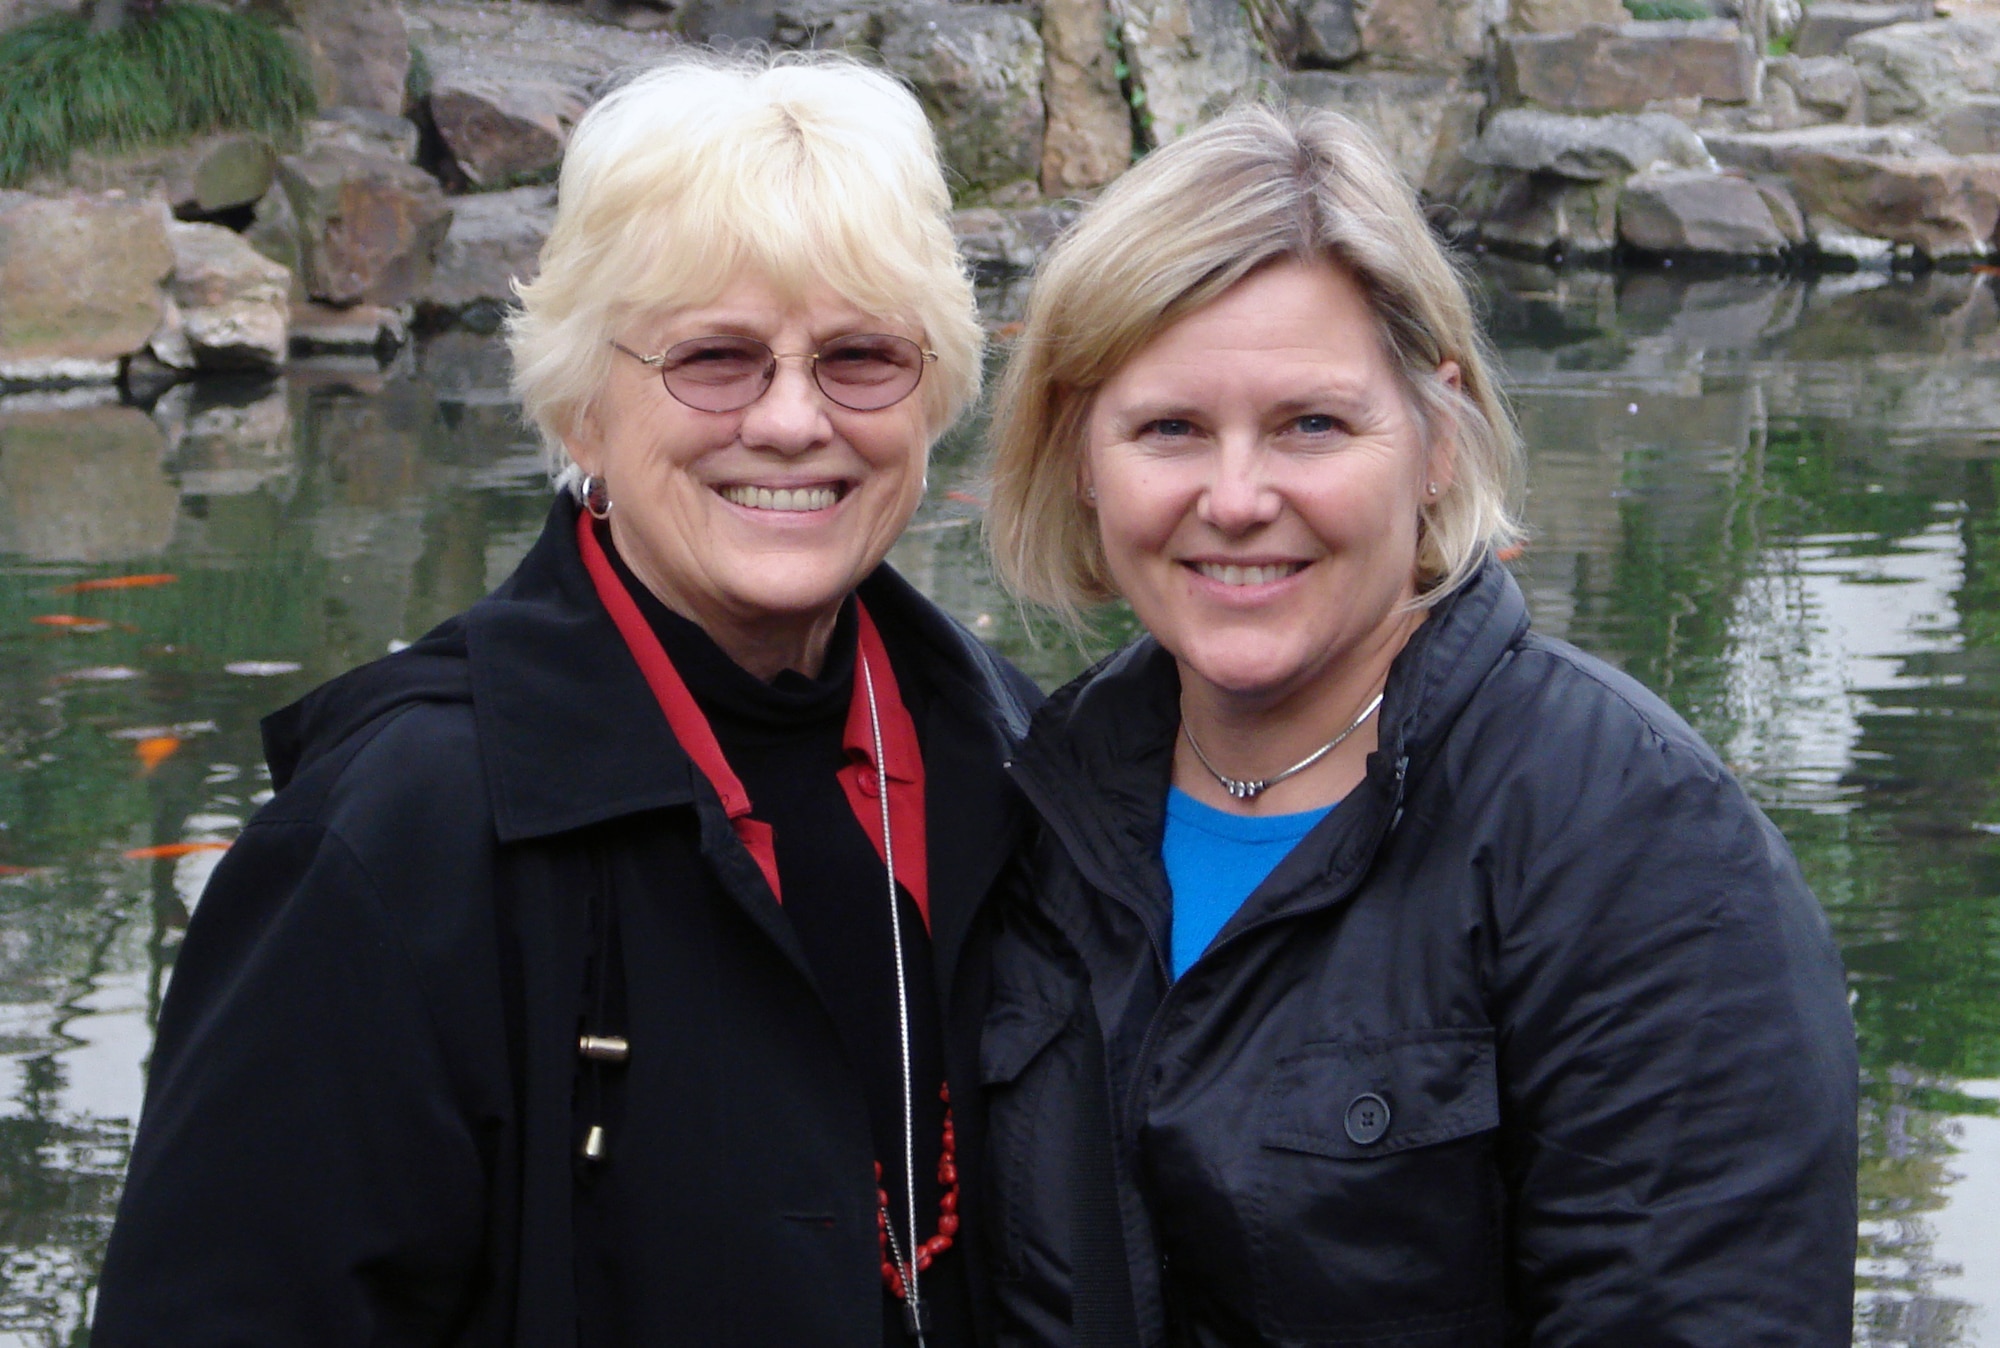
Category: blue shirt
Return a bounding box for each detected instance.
[1162,787,1334,979]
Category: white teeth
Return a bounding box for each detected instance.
[1194,562,1302,586]
[720,485,838,512]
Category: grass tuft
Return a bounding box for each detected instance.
[0,3,314,188]
[1623,0,1715,17]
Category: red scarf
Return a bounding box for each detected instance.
[576,513,930,928]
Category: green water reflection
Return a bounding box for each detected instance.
[2,266,1998,1343]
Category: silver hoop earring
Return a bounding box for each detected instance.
[580,473,613,520]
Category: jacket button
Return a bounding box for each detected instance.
[1344,1092,1391,1145]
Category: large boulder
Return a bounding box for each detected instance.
[1789,0,1930,58]
[248,0,410,117]
[952,202,1084,273]
[1288,0,1362,66]
[277,148,454,308]
[1040,0,1134,193]
[1936,98,2000,156]
[418,185,558,326]
[30,133,278,217]
[1474,173,1623,257]
[1121,0,1278,146]
[1508,0,1627,34]
[1617,169,1791,256]
[1779,151,2000,257]
[0,192,174,385]
[1700,122,1936,173]
[165,223,291,373]
[1848,17,2000,123]
[428,73,588,188]
[303,108,423,164]
[1352,0,1487,73]
[1766,54,1866,123]
[1469,109,1713,181]
[1500,21,1759,113]
[1285,72,1482,196]
[880,6,1046,203]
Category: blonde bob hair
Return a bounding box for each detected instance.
[508,50,983,486]
[986,104,1522,620]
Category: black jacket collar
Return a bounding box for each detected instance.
[1011,557,1532,922]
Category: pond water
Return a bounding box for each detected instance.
[1,259,1997,1344]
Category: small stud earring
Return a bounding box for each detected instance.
[1083,485,1097,503]
[1426,482,1439,496]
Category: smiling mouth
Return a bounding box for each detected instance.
[717,484,845,513]
[1190,561,1307,586]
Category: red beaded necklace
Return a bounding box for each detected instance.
[876,1082,961,1318]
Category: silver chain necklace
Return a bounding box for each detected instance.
[861,654,928,1347]
[1182,690,1385,801]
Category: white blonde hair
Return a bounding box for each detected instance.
[508,50,983,487]
[987,103,1523,622]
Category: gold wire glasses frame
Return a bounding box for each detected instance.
[610,334,939,414]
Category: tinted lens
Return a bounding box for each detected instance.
[813,335,926,411]
[660,336,774,411]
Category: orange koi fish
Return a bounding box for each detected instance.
[56,574,177,594]
[32,614,110,630]
[134,736,182,774]
[1496,543,1527,562]
[124,842,229,861]
[944,490,986,507]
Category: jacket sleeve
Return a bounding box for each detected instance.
[1488,676,1858,1347]
[92,790,503,1345]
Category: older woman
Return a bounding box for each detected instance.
[981,106,1857,1347]
[92,53,1036,1348]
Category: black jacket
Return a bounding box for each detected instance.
[983,559,1858,1348]
[92,496,1041,1348]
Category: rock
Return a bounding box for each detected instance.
[1849,17,2000,123]
[1285,72,1480,195]
[166,222,291,372]
[303,108,423,164]
[148,297,197,373]
[408,0,681,99]
[0,404,178,563]
[245,184,305,285]
[0,192,174,385]
[429,72,588,188]
[248,0,410,117]
[952,202,1084,273]
[1936,97,2000,155]
[1780,151,2000,257]
[1617,169,1790,255]
[277,148,454,308]
[1293,0,1362,65]
[1767,54,1866,122]
[1353,0,1487,73]
[674,0,781,44]
[1475,172,1622,257]
[1755,177,1809,242]
[1040,0,1134,193]
[771,0,903,48]
[1701,122,1938,174]
[1121,0,1278,146]
[0,0,82,27]
[418,185,557,325]
[26,133,278,217]
[1508,0,1628,34]
[1789,0,1930,57]
[1500,21,1760,113]
[1469,109,1713,181]
[290,300,411,355]
[879,5,1046,203]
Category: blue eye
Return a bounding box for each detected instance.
[1295,414,1339,435]
[1146,418,1194,438]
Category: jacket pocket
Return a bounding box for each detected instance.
[981,994,1085,1297]
[1247,1028,1506,1346]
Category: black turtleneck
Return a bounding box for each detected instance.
[603,531,971,1348]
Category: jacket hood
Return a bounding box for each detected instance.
[263,495,1039,834]
[1012,557,1531,901]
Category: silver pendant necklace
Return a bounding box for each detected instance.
[1182,690,1385,802]
[861,654,929,1347]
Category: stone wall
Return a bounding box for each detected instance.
[5,0,2000,396]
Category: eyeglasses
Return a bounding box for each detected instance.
[611,333,938,413]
